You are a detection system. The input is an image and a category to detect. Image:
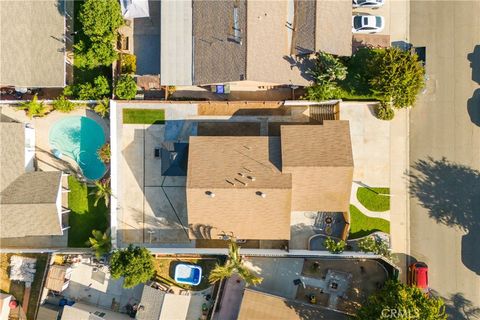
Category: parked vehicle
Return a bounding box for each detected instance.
[409,261,429,293]
[353,0,385,9]
[352,15,385,33]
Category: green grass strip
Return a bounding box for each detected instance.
[356,187,390,212]
[349,204,390,239]
[123,108,165,124]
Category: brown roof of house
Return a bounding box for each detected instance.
[0,122,25,192]
[0,0,65,87]
[281,121,353,168]
[238,289,347,320]
[45,265,70,292]
[187,136,290,189]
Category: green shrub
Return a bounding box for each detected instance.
[375,102,395,121]
[79,0,123,43]
[358,236,391,258]
[16,95,47,118]
[308,51,347,83]
[121,54,137,74]
[74,40,118,69]
[115,75,137,100]
[303,83,340,101]
[94,98,110,118]
[97,143,110,164]
[324,237,346,254]
[52,95,76,113]
[77,75,111,100]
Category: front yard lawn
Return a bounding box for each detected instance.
[123,108,165,124]
[68,176,109,247]
[356,187,390,212]
[349,205,390,239]
[153,257,221,291]
[0,253,48,320]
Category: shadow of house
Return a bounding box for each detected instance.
[409,157,480,274]
[444,292,480,320]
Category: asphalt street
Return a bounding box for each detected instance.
[409,0,480,317]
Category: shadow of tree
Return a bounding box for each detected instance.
[467,45,480,85]
[409,157,480,274]
[444,292,480,320]
[467,45,480,126]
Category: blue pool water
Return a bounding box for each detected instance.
[49,116,106,180]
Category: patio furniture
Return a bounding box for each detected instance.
[174,264,202,286]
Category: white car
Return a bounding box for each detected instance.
[352,15,385,33]
[353,0,385,9]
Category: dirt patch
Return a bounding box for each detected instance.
[198,102,287,116]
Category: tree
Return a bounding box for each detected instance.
[16,94,47,118]
[209,240,262,286]
[52,95,76,113]
[97,143,111,164]
[308,51,347,83]
[109,245,154,288]
[324,237,346,254]
[369,47,425,108]
[75,40,118,69]
[115,75,137,100]
[94,98,110,118]
[87,229,111,258]
[303,83,341,101]
[121,53,137,74]
[79,0,123,43]
[356,280,446,320]
[90,178,112,207]
[77,75,111,100]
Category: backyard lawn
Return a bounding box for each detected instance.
[356,187,390,212]
[153,257,221,291]
[68,176,109,247]
[349,205,390,239]
[123,108,165,124]
[0,253,48,320]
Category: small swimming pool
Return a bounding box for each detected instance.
[49,116,106,180]
[174,264,202,286]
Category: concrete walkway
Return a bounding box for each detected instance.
[349,184,391,220]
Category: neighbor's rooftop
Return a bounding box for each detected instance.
[0,0,65,87]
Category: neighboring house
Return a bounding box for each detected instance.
[0,0,66,87]
[187,120,353,241]
[0,293,12,320]
[0,120,68,248]
[160,0,352,86]
[136,285,191,320]
[61,302,131,320]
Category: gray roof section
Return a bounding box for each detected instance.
[293,0,316,54]
[0,122,25,192]
[160,0,193,85]
[315,0,352,56]
[136,285,164,320]
[0,0,65,87]
[192,0,247,85]
[1,171,62,204]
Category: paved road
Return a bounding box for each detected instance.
[409,0,480,317]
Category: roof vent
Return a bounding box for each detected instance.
[238,172,246,177]
[247,176,256,181]
[225,179,236,186]
[234,178,247,186]
[205,191,215,198]
[243,167,252,172]
[256,191,266,198]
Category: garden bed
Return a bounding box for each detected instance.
[67,176,109,247]
[153,257,221,291]
[349,205,390,239]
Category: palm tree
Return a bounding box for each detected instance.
[90,178,112,207]
[87,228,112,258]
[17,94,47,118]
[208,240,262,286]
[97,143,110,164]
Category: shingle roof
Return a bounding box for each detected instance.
[0,122,25,192]
[281,121,353,168]
[1,171,62,204]
[0,0,65,87]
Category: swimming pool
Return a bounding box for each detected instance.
[49,116,106,180]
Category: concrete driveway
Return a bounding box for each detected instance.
[409,0,480,315]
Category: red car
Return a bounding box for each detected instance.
[409,262,429,293]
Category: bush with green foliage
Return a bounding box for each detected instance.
[324,237,346,254]
[115,75,137,100]
[94,98,110,118]
[356,280,446,320]
[303,83,341,101]
[16,95,47,118]
[79,0,123,43]
[375,102,395,121]
[308,51,347,83]
[109,245,154,288]
[74,40,118,69]
[358,236,391,258]
[369,47,425,108]
[121,54,137,74]
[52,95,76,113]
[97,143,111,164]
[71,75,110,100]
